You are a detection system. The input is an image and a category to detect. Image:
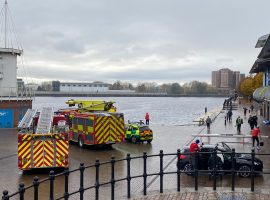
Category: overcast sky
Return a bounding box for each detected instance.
[2,0,270,85]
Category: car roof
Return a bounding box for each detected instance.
[182,144,226,151]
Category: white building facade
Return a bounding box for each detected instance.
[60,82,111,92]
[0,48,22,96]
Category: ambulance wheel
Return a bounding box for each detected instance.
[78,136,84,148]
[131,136,137,144]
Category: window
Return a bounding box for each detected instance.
[73,85,76,87]
[86,119,93,126]
[78,118,85,125]
[62,84,65,87]
[84,85,87,87]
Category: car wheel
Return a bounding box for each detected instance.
[238,165,251,177]
[147,139,152,143]
[78,136,84,148]
[131,136,137,144]
[183,163,193,175]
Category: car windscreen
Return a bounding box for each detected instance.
[139,126,151,132]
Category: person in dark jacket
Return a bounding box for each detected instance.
[248,115,255,130]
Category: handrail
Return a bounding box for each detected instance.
[1,149,268,200]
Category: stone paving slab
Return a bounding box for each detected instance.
[134,191,270,200]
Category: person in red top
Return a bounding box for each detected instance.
[251,126,260,149]
[145,112,150,125]
[189,139,200,167]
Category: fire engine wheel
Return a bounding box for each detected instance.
[131,136,137,144]
[78,136,84,148]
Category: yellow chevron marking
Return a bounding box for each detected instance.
[18,140,31,151]
[18,143,31,156]
[44,159,52,167]
[22,160,31,169]
[34,153,43,163]
[36,159,43,167]
[96,124,109,141]
[19,148,31,158]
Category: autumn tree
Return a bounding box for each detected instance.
[239,72,263,97]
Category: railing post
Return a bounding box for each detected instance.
[49,170,55,200]
[251,149,255,192]
[213,150,217,191]
[95,160,100,200]
[33,176,39,200]
[19,183,25,200]
[143,152,147,196]
[159,150,164,194]
[194,150,199,191]
[176,149,181,192]
[111,156,115,200]
[79,163,85,200]
[2,190,9,200]
[126,154,131,199]
[64,168,69,200]
[231,148,235,191]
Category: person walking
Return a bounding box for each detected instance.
[251,126,260,150]
[253,115,258,127]
[250,104,254,113]
[236,116,243,133]
[243,107,248,117]
[248,115,255,130]
[205,116,212,130]
[227,110,233,122]
[205,107,207,114]
[145,112,150,125]
[189,139,201,168]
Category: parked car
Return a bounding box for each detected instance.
[125,122,153,143]
[178,142,263,177]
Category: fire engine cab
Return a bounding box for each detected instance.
[17,107,69,170]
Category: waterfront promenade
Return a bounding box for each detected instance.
[132,101,270,200]
[1,100,270,199]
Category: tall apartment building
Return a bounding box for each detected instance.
[212,68,245,94]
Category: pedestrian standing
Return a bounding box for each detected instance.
[228,110,233,122]
[243,107,248,117]
[236,116,243,133]
[205,107,207,114]
[251,126,260,150]
[253,115,258,127]
[248,115,255,130]
[189,139,201,168]
[145,112,150,125]
[205,116,212,130]
[224,115,227,126]
[250,104,254,113]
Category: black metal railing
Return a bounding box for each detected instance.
[1,148,268,200]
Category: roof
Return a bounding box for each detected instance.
[250,33,270,73]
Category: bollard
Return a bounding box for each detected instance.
[159,150,164,194]
[33,177,39,200]
[79,163,85,200]
[194,150,199,191]
[143,152,147,196]
[176,149,181,192]
[2,190,9,200]
[49,171,55,200]
[126,154,131,199]
[213,150,217,191]
[95,160,100,200]
[64,169,69,200]
[19,183,25,200]
[111,156,115,200]
[251,149,255,192]
[231,149,235,191]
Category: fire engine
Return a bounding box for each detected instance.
[17,107,69,170]
[61,99,125,147]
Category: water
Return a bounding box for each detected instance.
[33,97,224,125]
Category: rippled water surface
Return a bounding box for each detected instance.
[33,97,224,125]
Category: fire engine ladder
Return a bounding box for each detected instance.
[35,107,54,134]
[18,109,37,129]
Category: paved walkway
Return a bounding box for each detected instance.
[135,191,270,200]
[133,99,270,200]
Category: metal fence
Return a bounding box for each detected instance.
[1,148,267,200]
